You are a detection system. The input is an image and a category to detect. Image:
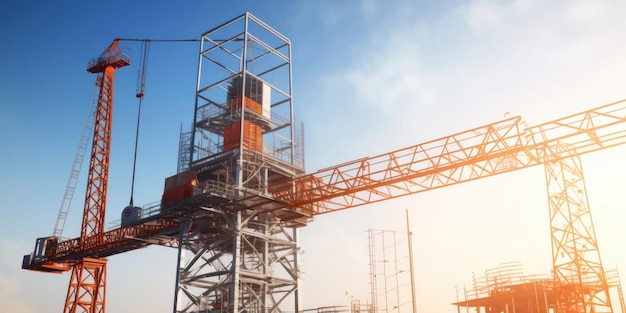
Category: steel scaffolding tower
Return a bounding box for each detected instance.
[173,13,308,313]
[367,229,412,313]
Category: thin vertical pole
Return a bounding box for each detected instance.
[294,227,301,313]
[230,209,243,313]
[172,221,191,313]
[456,286,461,313]
[464,286,469,313]
[406,209,417,313]
[382,231,389,313]
[368,229,378,313]
[393,232,401,313]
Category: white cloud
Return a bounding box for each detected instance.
[315,0,626,132]
[462,0,505,32]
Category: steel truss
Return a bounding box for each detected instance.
[22,11,626,313]
[173,207,301,313]
[64,42,130,313]
[545,146,612,313]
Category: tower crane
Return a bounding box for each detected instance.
[66,39,132,313]
[21,12,626,313]
[21,39,181,313]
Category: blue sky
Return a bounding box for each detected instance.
[3,1,626,312]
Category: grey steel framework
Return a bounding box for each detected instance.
[172,13,308,313]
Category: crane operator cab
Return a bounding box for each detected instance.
[22,236,68,273]
[23,236,57,264]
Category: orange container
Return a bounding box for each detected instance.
[223,94,264,152]
[161,170,198,207]
[224,119,263,152]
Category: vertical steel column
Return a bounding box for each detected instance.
[235,13,250,194]
[368,229,379,313]
[81,68,114,244]
[64,258,107,313]
[545,147,612,313]
[262,215,270,311]
[172,221,191,313]
[230,210,243,313]
[406,209,417,313]
[187,36,204,172]
[66,41,129,313]
[293,227,301,313]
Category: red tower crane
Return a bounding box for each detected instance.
[21,13,626,313]
[69,39,132,313]
[20,39,179,313]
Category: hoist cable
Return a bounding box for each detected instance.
[129,40,150,206]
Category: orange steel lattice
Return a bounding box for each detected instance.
[546,149,612,313]
[64,40,129,313]
[19,14,626,313]
[271,99,626,313]
[454,262,554,313]
[455,262,624,313]
[273,100,626,216]
[64,258,107,313]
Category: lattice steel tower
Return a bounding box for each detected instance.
[171,13,308,313]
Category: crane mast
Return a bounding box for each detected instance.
[20,13,626,313]
[81,40,129,243]
[68,40,129,313]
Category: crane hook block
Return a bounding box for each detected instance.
[121,205,143,227]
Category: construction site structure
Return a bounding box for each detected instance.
[20,12,626,313]
[21,40,132,313]
[170,13,308,312]
[367,228,414,313]
[454,262,626,313]
[365,210,417,313]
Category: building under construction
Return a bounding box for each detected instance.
[453,262,626,313]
